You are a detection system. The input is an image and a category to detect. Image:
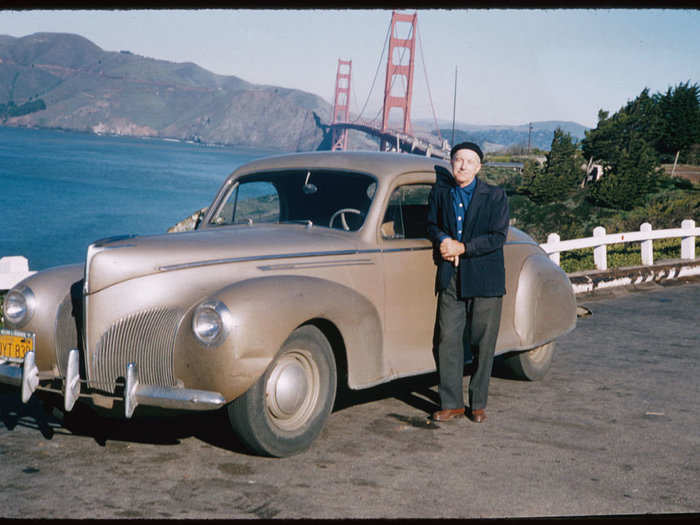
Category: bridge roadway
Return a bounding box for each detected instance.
[1,279,698,519]
[328,122,450,159]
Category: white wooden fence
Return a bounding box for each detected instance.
[540,219,698,270]
[0,256,36,291]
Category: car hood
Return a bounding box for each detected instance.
[85,224,363,294]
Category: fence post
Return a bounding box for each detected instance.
[547,233,560,266]
[681,219,696,259]
[640,222,653,266]
[593,226,607,270]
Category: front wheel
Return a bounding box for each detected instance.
[227,325,337,457]
[498,341,556,381]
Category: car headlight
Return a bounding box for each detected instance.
[192,299,232,347]
[3,285,36,328]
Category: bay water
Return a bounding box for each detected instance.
[0,126,277,271]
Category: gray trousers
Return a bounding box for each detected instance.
[437,274,503,411]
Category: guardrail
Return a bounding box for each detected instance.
[540,219,697,269]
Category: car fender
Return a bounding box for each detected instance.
[4,264,84,373]
[513,254,577,348]
[174,275,383,401]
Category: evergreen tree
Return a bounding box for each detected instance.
[521,128,580,203]
[654,81,700,163]
[582,88,663,164]
[589,132,658,210]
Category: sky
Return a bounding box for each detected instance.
[2,9,699,129]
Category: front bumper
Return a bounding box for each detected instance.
[0,349,226,417]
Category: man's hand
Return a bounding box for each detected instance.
[439,238,465,264]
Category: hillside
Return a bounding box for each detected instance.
[415,118,588,152]
[0,32,340,151]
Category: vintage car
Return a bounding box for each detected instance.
[0,151,576,457]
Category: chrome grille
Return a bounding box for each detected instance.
[55,293,77,375]
[89,308,182,392]
[55,282,84,376]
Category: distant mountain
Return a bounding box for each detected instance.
[414,118,588,152]
[0,32,339,151]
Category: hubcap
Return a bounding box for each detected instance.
[265,350,320,431]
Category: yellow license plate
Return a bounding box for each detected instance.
[0,330,35,361]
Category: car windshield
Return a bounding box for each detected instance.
[208,169,377,231]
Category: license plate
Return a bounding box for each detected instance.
[0,329,35,361]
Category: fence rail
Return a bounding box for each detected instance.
[540,219,698,270]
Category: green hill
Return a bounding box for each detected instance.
[0,32,334,151]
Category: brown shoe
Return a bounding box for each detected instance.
[469,408,487,423]
[431,408,465,421]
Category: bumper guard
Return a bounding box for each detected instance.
[0,349,226,418]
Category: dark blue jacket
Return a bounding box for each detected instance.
[427,166,509,298]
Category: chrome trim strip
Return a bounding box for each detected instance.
[381,246,432,253]
[504,241,539,246]
[258,258,375,271]
[159,249,382,272]
[159,241,532,273]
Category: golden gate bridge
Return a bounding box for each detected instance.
[326,11,451,160]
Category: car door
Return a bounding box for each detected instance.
[379,179,438,377]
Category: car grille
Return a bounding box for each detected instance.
[88,308,182,392]
[55,293,78,376]
[55,281,84,377]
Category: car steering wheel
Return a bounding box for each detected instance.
[329,208,363,231]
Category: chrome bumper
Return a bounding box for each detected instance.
[0,349,226,417]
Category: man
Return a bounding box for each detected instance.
[427,141,509,423]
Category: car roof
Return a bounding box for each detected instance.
[230,151,452,182]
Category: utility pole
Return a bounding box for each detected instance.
[527,122,533,155]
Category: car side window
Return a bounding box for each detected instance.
[210,181,280,226]
[381,184,432,240]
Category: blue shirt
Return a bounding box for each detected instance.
[438,178,477,243]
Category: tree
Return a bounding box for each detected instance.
[520,128,580,203]
[654,81,700,163]
[589,132,658,210]
[582,88,663,165]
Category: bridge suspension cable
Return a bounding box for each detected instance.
[416,22,443,144]
[351,20,391,124]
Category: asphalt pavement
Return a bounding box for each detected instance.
[1,280,698,519]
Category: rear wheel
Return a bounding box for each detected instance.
[227,325,337,457]
[499,341,556,381]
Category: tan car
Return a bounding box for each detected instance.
[1,151,576,457]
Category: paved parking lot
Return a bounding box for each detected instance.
[1,280,699,519]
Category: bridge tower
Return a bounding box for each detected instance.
[380,10,417,151]
[331,59,352,151]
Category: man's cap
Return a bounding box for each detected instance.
[450,141,484,162]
